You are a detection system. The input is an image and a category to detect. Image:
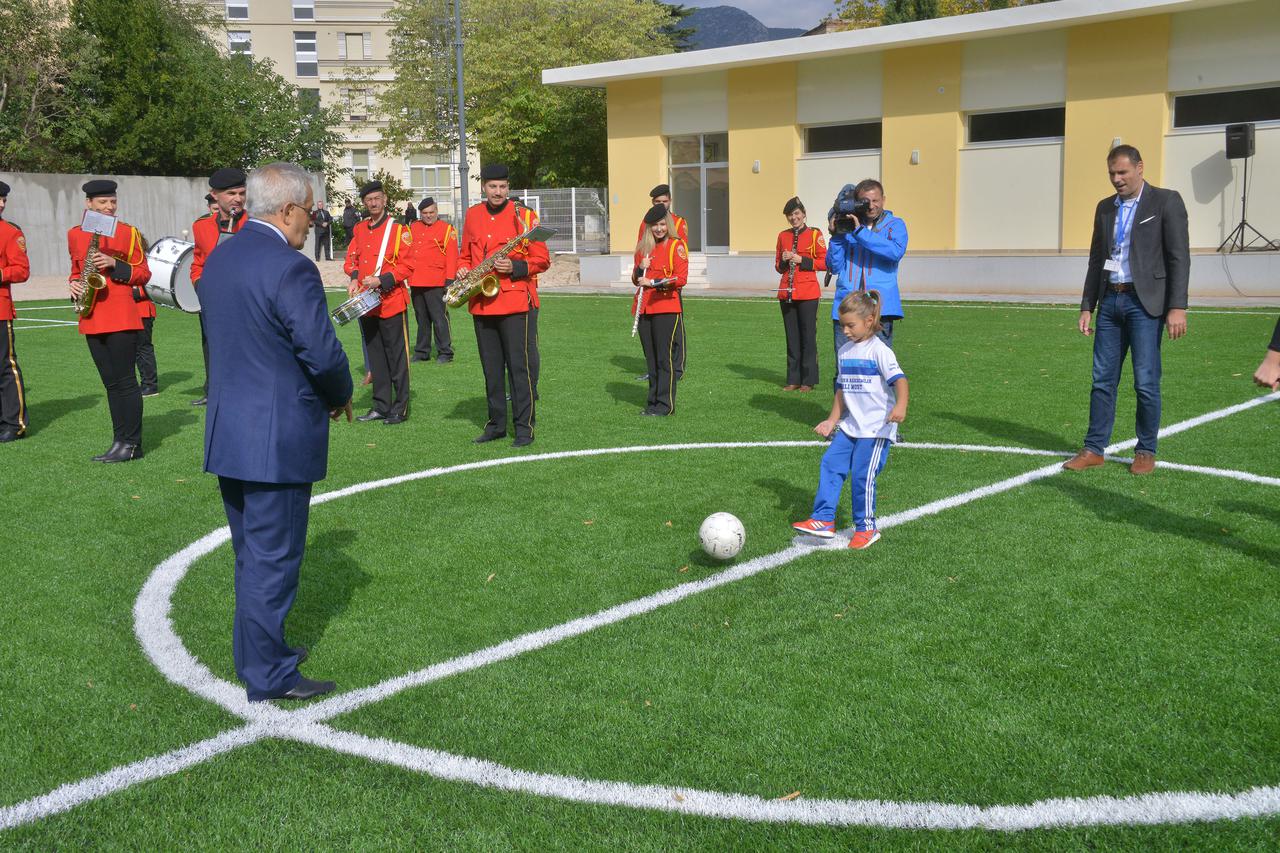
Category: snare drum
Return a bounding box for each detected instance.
[144,237,199,313]
[331,289,382,325]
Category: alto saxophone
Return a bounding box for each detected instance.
[445,209,555,308]
[74,233,109,319]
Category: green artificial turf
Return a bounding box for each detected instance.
[2,294,1278,849]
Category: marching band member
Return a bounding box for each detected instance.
[775,197,827,392]
[344,180,412,424]
[631,204,688,416]
[68,179,151,462]
[190,167,247,407]
[457,163,548,447]
[0,180,31,442]
[407,196,456,364]
[635,184,689,382]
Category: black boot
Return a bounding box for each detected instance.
[100,442,143,463]
[92,441,124,462]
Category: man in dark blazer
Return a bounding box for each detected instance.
[1064,145,1189,476]
[201,162,354,702]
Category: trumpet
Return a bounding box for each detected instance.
[73,233,109,319]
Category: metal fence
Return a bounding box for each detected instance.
[511,187,609,254]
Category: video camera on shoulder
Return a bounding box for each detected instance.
[833,189,872,233]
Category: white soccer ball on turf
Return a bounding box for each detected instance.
[699,512,745,560]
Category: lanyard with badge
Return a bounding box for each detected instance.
[1104,199,1137,274]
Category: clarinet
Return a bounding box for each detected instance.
[785,227,800,304]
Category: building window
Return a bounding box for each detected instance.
[408,152,452,195]
[345,88,371,122]
[228,31,251,56]
[968,106,1065,144]
[292,0,314,20]
[669,132,727,166]
[293,31,317,77]
[351,150,370,184]
[805,121,882,154]
[1173,85,1280,129]
[362,32,373,60]
[337,31,347,60]
[226,0,247,20]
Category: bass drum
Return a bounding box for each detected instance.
[144,237,199,313]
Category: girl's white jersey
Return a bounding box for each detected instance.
[836,336,905,442]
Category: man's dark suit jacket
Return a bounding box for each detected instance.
[311,209,332,231]
[201,220,352,484]
[1081,182,1190,318]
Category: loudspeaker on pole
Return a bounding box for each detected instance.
[1225,123,1255,160]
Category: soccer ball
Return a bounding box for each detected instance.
[699,512,745,560]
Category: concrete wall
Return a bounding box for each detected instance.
[958,142,1063,250]
[606,81,667,253]
[2,171,324,277]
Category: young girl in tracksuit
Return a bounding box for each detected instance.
[792,290,909,550]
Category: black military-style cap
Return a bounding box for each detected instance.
[83,179,118,198]
[418,197,436,210]
[204,193,215,204]
[0,181,9,198]
[649,184,670,199]
[479,163,509,182]
[209,167,247,190]
[782,196,804,216]
[359,180,384,198]
[643,204,668,225]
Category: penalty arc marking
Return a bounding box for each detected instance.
[3,392,1279,833]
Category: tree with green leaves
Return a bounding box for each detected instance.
[836,0,1054,28]
[375,0,680,188]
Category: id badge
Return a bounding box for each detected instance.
[1103,258,1122,273]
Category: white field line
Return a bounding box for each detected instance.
[13,319,77,329]
[906,302,1280,316]
[14,306,78,313]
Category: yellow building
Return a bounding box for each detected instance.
[547,0,1280,298]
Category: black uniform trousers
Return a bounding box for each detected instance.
[475,312,534,440]
[779,298,819,387]
[86,331,142,445]
[0,320,28,434]
[410,286,452,360]
[507,304,540,400]
[135,315,158,391]
[673,302,686,379]
[359,311,411,419]
[314,229,331,261]
[639,312,682,415]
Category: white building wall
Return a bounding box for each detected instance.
[661,72,728,135]
[1168,0,1280,93]
[796,54,882,126]
[961,30,1066,112]
[957,143,1063,250]
[795,154,880,221]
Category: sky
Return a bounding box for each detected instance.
[680,0,840,30]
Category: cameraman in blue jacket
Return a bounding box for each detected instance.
[826,179,908,363]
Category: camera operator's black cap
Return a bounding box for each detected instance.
[204,193,215,204]
[642,204,667,225]
[0,181,9,198]
[783,197,804,216]
[418,197,435,210]
[649,184,670,199]
[208,167,246,190]
[358,179,383,198]
[82,179,117,198]
[479,163,509,182]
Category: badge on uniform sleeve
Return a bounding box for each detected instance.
[400,230,412,246]
[816,234,826,249]
[676,243,687,260]
[16,236,26,251]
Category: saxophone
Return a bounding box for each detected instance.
[73,233,109,319]
[445,206,553,308]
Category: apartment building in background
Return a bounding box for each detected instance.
[200,0,478,219]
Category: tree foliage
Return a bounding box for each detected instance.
[377,0,680,188]
[835,0,1054,28]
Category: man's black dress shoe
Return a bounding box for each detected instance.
[473,431,506,444]
[272,676,335,701]
[191,397,207,407]
[0,428,23,443]
[383,414,407,425]
[436,356,453,364]
[356,410,387,422]
[141,386,159,398]
[512,436,533,448]
[100,442,143,463]
[411,355,429,363]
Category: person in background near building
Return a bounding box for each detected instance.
[1253,317,1280,390]
[342,200,358,236]
[132,236,159,398]
[825,179,907,390]
[0,180,31,443]
[201,161,353,703]
[1064,144,1189,476]
[310,200,332,261]
[204,193,218,217]
[631,205,688,416]
[457,163,549,447]
[406,196,456,364]
[67,179,151,463]
[403,200,418,226]
[775,197,826,392]
[190,167,248,407]
[344,180,412,424]
[635,184,689,383]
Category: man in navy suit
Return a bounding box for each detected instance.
[201,162,354,702]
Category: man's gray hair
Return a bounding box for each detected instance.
[245,162,312,219]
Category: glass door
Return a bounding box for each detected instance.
[667,132,729,253]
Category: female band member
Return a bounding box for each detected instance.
[68,180,151,462]
[775,196,826,391]
[631,204,688,416]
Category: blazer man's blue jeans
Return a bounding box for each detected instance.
[1085,289,1164,456]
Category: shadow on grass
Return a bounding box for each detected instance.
[157,370,193,390]
[934,411,1070,452]
[749,392,823,428]
[605,381,647,409]
[25,394,99,437]
[444,396,489,429]
[291,528,370,650]
[728,362,784,385]
[1047,478,1280,567]
[1219,500,1280,527]
[146,407,200,452]
[610,354,646,376]
[756,476,814,521]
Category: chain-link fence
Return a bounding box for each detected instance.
[510,187,609,254]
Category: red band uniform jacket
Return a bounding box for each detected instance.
[0,219,31,321]
[632,238,688,316]
[344,214,411,319]
[459,201,550,316]
[190,210,246,286]
[406,219,458,288]
[774,227,827,301]
[67,223,151,334]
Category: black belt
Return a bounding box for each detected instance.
[1108,282,1134,293]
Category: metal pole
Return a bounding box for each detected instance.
[570,187,577,254]
[454,0,469,212]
